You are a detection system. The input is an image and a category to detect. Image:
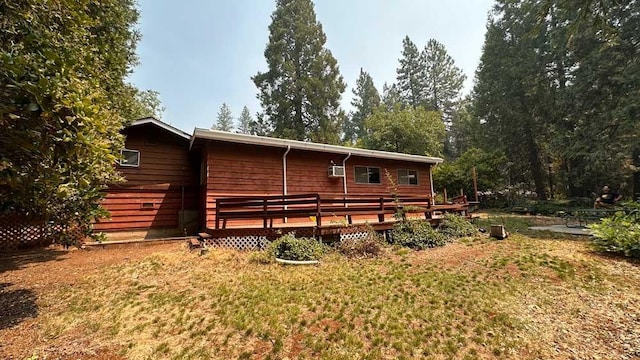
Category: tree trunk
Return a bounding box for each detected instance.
[527,133,548,200]
[633,147,640,201]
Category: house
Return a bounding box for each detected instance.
[96,118,468,241]
[93,118,200,239]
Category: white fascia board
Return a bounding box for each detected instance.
[191,128,443,164]
[129,117,190,140]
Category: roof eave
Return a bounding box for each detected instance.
[191,128,443,165]
[128,117,191,140]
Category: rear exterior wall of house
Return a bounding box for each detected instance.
[203,141,433,228]
[94,125,200,239]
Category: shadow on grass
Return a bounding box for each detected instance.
[586,250,640,268]
[0,283,38,330]
[0,249,67,274]
[520,229,590,241]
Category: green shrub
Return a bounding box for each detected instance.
[589,205,640,259]
[267,233,326,261]
[438,213,477,239]
[390,220,448,250]
[336,227,384,258]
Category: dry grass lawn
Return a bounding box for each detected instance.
[1,216,639,359]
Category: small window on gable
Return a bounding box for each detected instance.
[398,169,419,185]
[119,149,140,167]
[354,166,381,184]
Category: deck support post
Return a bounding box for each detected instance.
[282,146,291,223]
[315,194,322,228]
[263,199,268,228]
[215,199,220,229]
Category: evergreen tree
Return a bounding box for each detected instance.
[213,103,234,132]
[236,106,254,134]
[421,39,465,119]
[421,39,466,158]
[395,36,425,108]
[471,0,639,199]
[473,1,556,200]
[249,114,272,136]
[344,68,380,143]
[448,97,484,157]
[381,82,403,111]
[253,0,346,144]
[547,0,640,196]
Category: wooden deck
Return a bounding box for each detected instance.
[206,193,470,238]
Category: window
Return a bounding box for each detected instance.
[119,149,140,167]
[354,166,381,184]
[398,169,419,185]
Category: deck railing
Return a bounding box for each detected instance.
[215,193,446,229]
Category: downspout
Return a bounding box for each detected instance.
[282,146,291,222]
[430,164,436,206]
[342,153,352,196]
[342,153,352,213]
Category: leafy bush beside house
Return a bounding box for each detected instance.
[390,220,449,249]
[390,215,476,250]
[267,233,326,261]
[438,213,478,239]
[1,1,162,245]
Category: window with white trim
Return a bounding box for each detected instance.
[398,169,419,185]
[119,149,140,167]
[354,166,381,184]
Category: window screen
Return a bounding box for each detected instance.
[398,169,418,185]
[354,166,381,184]
[119,149,140,167]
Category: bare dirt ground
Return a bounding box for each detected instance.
[0,244,177,359]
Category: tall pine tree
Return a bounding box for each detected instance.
[396,36,425,109]
[344,68,380,143]
[381,82,402,110]
[547,0,640,196]
[470,0,639,198]
[236,106,253,134]
[421,39,465,119]
[253,0,345,144]
[473,1,555,200]
[213,103,234,132]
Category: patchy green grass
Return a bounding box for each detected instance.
[25,222,640,359]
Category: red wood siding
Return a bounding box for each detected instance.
[345,155,432,197]
[205,142,283,227]
[203,142,433,228]
[95,125,200,232]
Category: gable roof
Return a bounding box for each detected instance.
[191,128,443,164]
[127,117,190,140]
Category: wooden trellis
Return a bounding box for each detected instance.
[0,214,82,251]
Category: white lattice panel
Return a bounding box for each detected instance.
[339,231,369,242]
[211,235,269,250]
